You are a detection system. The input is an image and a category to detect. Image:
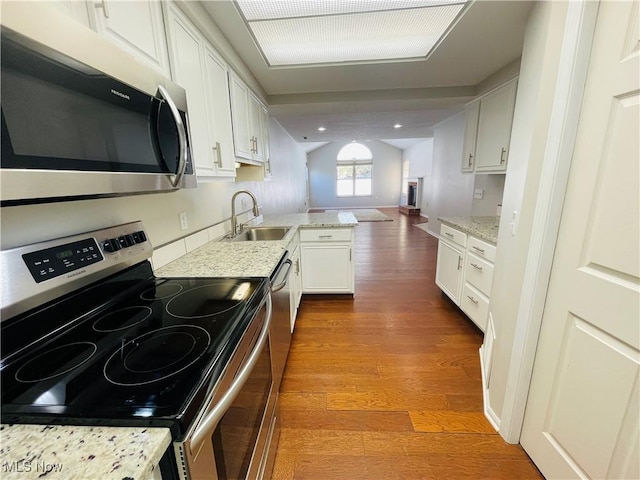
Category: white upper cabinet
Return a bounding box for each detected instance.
[461,100,480,173]
[474,80,518,173]
[228,71,254,160]
[164,4,235,179]
[87,0,170,77]
[202,44,236,177]
[229,71,269,165]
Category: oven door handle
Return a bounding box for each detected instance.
[156,85,187,189]
[271,259,292,293]
[191,293,273,454]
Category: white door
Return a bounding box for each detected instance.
[520,2,640,480]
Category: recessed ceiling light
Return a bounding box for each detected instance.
[318,126,327,132]
[235,0,469,67]
[394,124,403,129]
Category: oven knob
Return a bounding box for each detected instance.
[117,235,134,248]
[102,238,121,253]
[132,231,146,244]
[125,234,135,246]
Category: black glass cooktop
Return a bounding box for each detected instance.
[0,261,269,437]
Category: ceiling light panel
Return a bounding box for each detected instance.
[248,4,465,66]
[236,0,465,21]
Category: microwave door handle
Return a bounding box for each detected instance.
[156,85,187,188]
[190,293,273,454]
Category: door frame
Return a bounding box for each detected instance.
[498,0,600,444]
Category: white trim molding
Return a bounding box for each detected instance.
[498,0,600,444]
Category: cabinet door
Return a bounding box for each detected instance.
[89,0,170,76]
[165,6,213,175]
[228,72,253,160]
[301,244,353,293]
[203,44,236,177]
[435,239,464,305]
[249,93,265,162]
[475,81,517,173]
[461,101,480,172]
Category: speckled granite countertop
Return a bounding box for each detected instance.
[0,425,171,480]
[438,216,500,245]
[156,212,358,278]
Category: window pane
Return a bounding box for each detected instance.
[337,179,353,196]
[355,178,371,196]
[337,165,354,180]
[355,164,372,179]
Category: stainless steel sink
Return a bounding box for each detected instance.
[226,226,291,242]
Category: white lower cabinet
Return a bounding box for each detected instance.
[460,283,489,331]
[436,224,497,332]
[300,228,354,294]
[435,238,465,304]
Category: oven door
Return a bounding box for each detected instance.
[176,294,277,480]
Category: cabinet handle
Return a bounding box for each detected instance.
[444,232,454,238]
[467,295,479,305]
[468,153,474,168]
[471,263,483,271]
[500,148,507,164]
[318,235,333,239]
[457,256,462,270]
[95,0,110,18]
[472,246,485,254]
[295,258,300,275]
[213,142,222,167]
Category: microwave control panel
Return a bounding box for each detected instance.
[22,238,103,283]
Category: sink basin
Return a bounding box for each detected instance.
[227,226,291,242]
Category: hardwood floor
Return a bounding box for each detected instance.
[271,208,542,479]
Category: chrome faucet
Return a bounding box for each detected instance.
[230,190,260,237]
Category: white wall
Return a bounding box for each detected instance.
[472,174,506,217]
[486,0,568,424]
[426,113,475,234]
[0,119,308,250]
[307,140,403,209]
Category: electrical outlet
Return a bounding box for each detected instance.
[474,189,484,199]
[179,212,188,231]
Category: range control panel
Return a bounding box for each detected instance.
[22,239,103,283]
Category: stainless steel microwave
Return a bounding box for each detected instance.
[0,20,196,206]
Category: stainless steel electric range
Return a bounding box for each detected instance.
[0,221,279,479]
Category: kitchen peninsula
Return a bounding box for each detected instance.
[155,211,357,282]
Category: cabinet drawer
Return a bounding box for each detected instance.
[467,236,496,262]
[299,228,352,242]
[461,283,489,331]
[440,224,467,248]
[464,252,494,296]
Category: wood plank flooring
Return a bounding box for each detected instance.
[271,208,542,479]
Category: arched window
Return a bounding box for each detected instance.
[336,142,373,197]
[337,142,372,161]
